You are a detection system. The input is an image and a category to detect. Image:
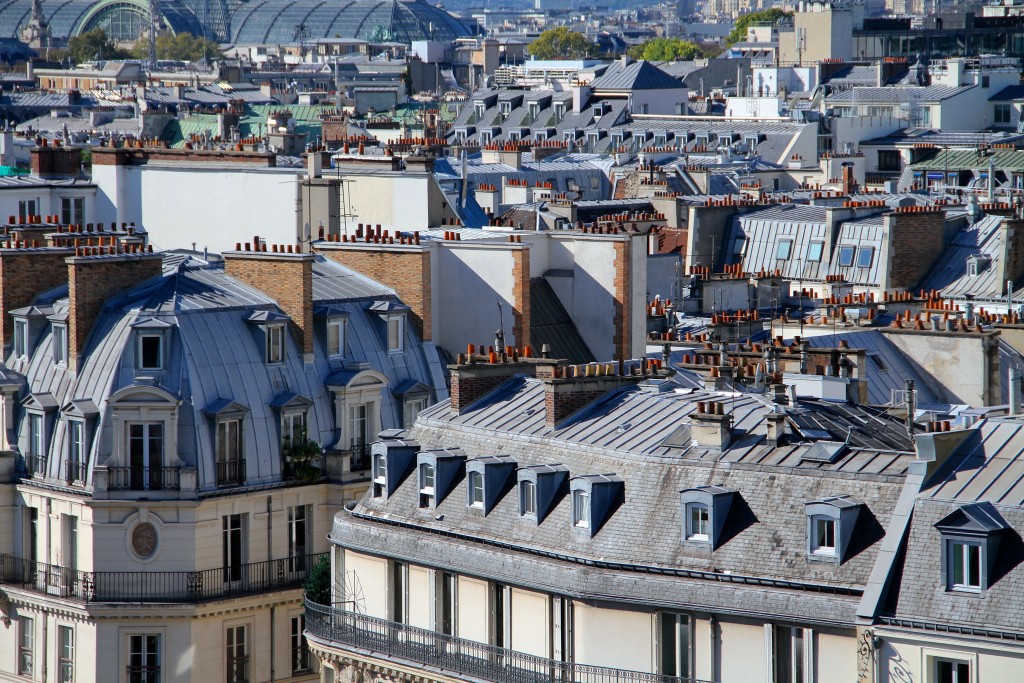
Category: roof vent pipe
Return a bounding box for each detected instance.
[1011,367,1022,416]
[905,379,916,437]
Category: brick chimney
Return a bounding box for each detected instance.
[0,245,75,352]
[67,248,163,371]
[885,207,946,290]
[31,140,81,179]
[224,242,315,361]
[449,357,541,414]
[841,162,856,196]
[540,360,659,428]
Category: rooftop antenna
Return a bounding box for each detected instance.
[495,300,506,355]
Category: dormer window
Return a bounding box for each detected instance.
[267,325,284,363]
[680,486,736,549]
[327,318,346,357]
[388,316,404,353]
[572,490,590,528]
[499,101,511,115]
[205,399,249,488]
[838,245,856,268]
[467,471,484,508]
[805,495,864,564]
[13,319,27,359]
[28,413,44,457]
[474,102,486,119]
[967,254,991,277]
[419,463,435,507]
[936,501,1008,593]
[554,103,566,120]
[369,301,409,354]
[52,324,67,366]
[686,503,710,541]
[518,464,569,522]
[776,240,793,260]
[373,452,388,497]
[138,334,163,371]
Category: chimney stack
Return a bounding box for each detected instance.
[691,401,733,450]
[765,409,788,446]
[224,245,315,362]
[1010,367,1021,416]
[67,250,163,371]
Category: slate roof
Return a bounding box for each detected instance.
[588,60,686,91]
[990,84,1024,101]
[528,278,594,364]
[338,377,914,625]
[826,85,971,105]
[917,214,1005,300]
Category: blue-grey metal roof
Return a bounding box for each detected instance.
[588,60,684,91]
[918,214,1005,300]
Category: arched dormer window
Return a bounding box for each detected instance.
[104,385,182,493]
[326,367,388,471]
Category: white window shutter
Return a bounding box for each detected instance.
[803,628,815,683]
[386,561,396,621]
[764,623,775,683]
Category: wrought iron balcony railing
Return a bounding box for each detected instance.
[0,552,326,603]
[303,599,714,683]
[107,466,181,491]
[216,459,246,488]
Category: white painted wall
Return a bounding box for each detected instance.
[408,565,433,629]
[818,630,857,682]
[91,164,301,253]
[345,550,388,619]
[0,186,97,226]
[436,244,522,353]
[341,173,442,234]
[718,621,765,683]
[573,602,654,672]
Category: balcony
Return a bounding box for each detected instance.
[64,461,88,486]
[0,552,326,603]
[24,455,45,478]
[216,459,246,488]
[107,466,181,491]
[303,599,713,683]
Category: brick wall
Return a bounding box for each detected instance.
[450,361,537,413]
[543,374,645,428]
[224,253,315,356]
[511,248,530,349]
[30,145,81,179]
[612,240,631,361]
[887,210,945,289]
[317,246,433,341]
[91,147,277,167]
[67,253,163,370]
[0,249,74,351]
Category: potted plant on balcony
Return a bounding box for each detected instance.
[282,425,324,483]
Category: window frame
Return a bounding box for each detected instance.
[225,623,250,683]
[776,240,793,260]
[137,333,164,372]
[807,241,824,262]
[216,418,243,465]
[387,315,405,353]
[52,323,67,366]
[265,324,285,364]
[13,318,28,359]
[572,490,590,528]
[57,624,74,683]
[326,317,346,358]
[947,539,983,592]
[520,480,537,517]
[127,633,161,683]
[810,515,837,557]
[28,412,45,457]
[467,470,485,508]
[856,247,875,269]
[837,245,856,268]
[60,196,84,225]
[419,462,436,507]
[18,615,33,677]
[67,419,86,476]
[685,502,710,541]
[290,614,310,675]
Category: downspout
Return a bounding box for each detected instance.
[270,605,276,683]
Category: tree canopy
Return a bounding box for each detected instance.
[66,28,132,65]
[132,32,224,62]
[627,37,706,61]
[527,27,598,60]
[725,9,792,45]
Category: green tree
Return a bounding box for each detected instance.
[132,32,224,62]
[725,8,792,45]
[628,37,706,61]
[303,555,331,605]
[527,27,597,60]
[66,28,132,65]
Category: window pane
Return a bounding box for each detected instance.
[660,613,678,675]
[968,544,981,587]
[521,481,535,514]
[808,242,823,261]
[328,323,340,355]
[953,543,965,586]
[839,246,856,267]
[140,336,161,369]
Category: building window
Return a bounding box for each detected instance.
[878,149,901,172]
[438,571,456,635]
[128,634,160,683]
[773,626,805,683]
[327,318,345,357]
[137,334,163,371]
[857,247,875,269]
[216,419,243,486]
[128,422,163,490]
[223,514,246,584]
[63,514,78,571]
[403,398,427,428]
[810,515,836,556]
[686,503,710,541]
[287,505,309,572]
[387,316,404,353]
[807,242,824,262]
[67,420,86,482]
[776,240,793,260]
[266,325,284,364]
[995,104,1012,124]
[58,625,74,683]
[52,324,67,365]
[520,480,536,516]
[226,625,249,683]
[419,463,435,507]
[921,107,931,126]
[290,615,310,675]
[60,197,84,225]
[18,616,33,676]
[349,404,369,450]
[18,199,37,222]
[948,541,982,591]
[13,319,27,358]
[28,413,44,456]
[659,613,691,678]
[373,452,387,497]
[468,471,484,508]
[935,658,971,683]
[572,490,590,528]
[282,411,306,448]
[390,561,406,623]
[838,245,856,267]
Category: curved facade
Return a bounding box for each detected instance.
[0,0,473,45]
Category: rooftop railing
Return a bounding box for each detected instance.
[304,599,714,683]
[0,552,325,603]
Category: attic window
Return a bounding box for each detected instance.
[776,240,793,260]
[419,463,435,508]
[387,316,404,353]
[520,480,536,515]
[572,490,590,528]
[804,495,864,564]
[857,247,875,269]
[838,246,856,268]
[810,516,836,556]
[467,471,484,508]
[967,254,990,277]
[935,502,1009,593]
[474,102,485,118]
[52,324,67,366]
[13,319,27,359]
[266,325,285,364]
[554,103,566,120]
[686,503,709,541]
[372,452,387,497]
[499,101,511,115]
[138,335,163,371]
[680,486,736,549]
[807,241,824,262]
[327,318,346,358]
